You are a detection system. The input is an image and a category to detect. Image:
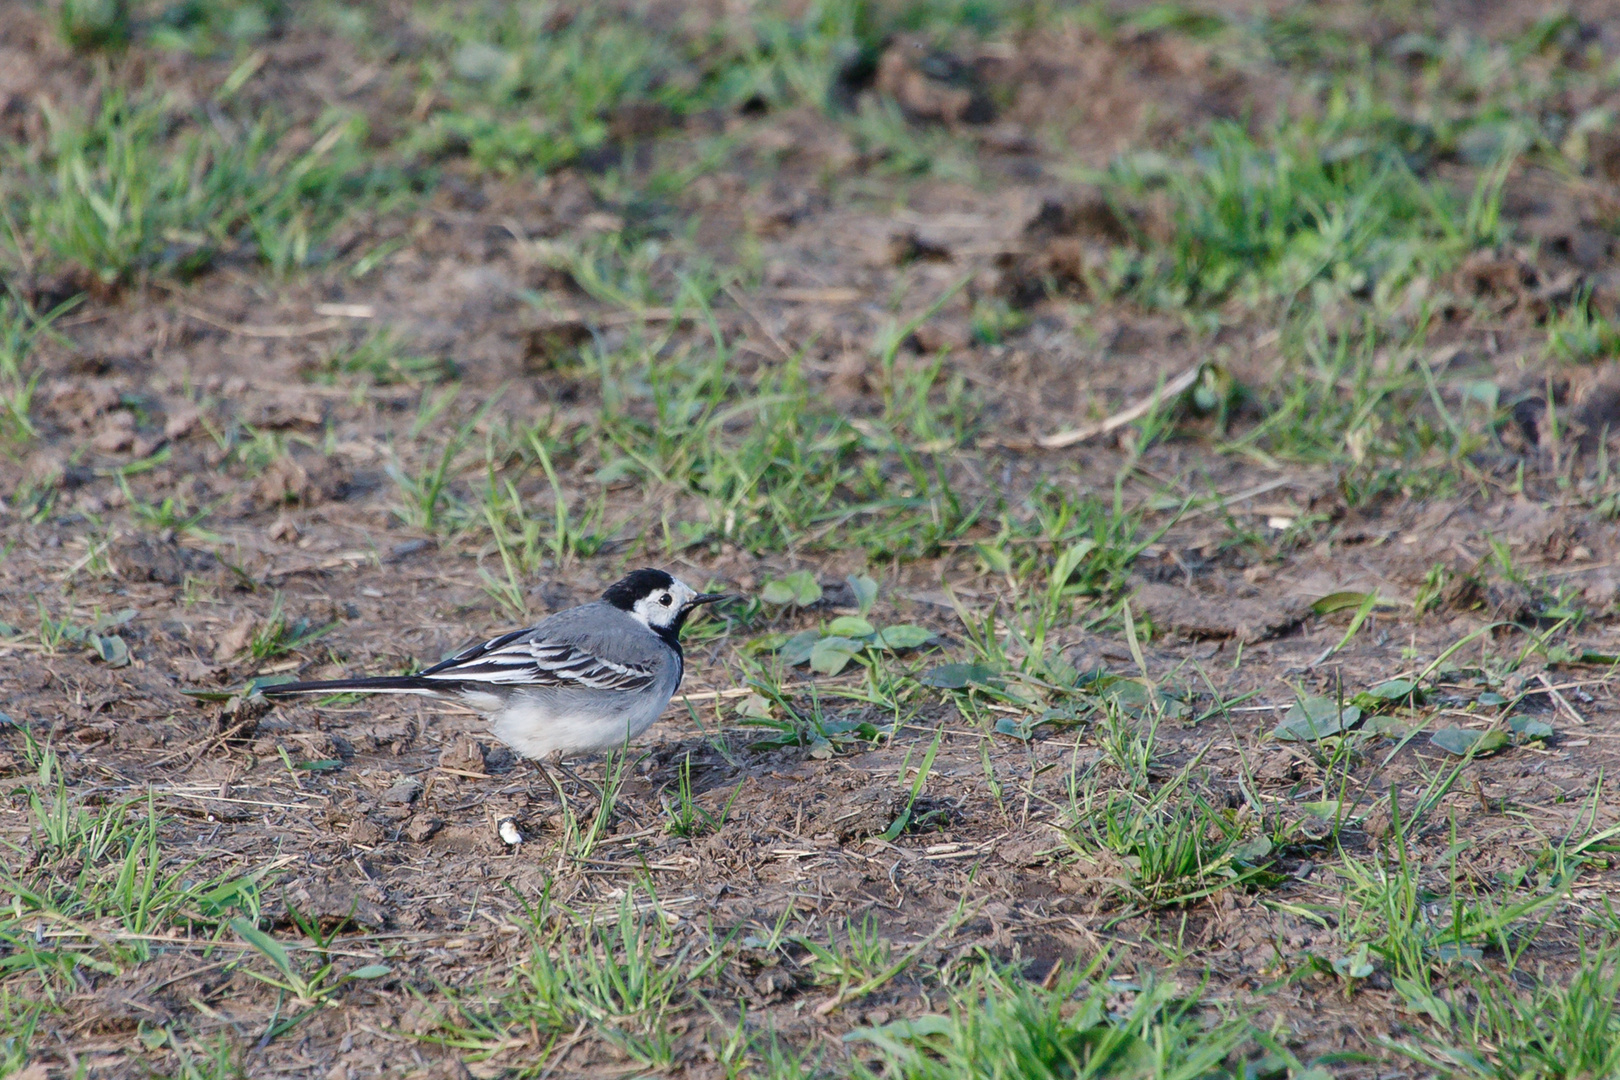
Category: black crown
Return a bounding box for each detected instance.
[601,568,677,610]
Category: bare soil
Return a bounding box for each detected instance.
[4,2,1620,1077]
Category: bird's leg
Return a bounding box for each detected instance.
[554,756,603,802]
[609,751,650,831]
[534,756,572,823]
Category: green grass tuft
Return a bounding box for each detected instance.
[847,959,1249,1080]
[1107,99,1512,311]
[6,88,419,285]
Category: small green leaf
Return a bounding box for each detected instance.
[880,725,942,841]
[995,716,1036,740]
[1433,942,1484,963]
[764,570,822,606]
[847,573,878,616]
[75,954,122,976]
[920,662,1000,689]
[776,630,820,667]
[195,869,270,914]
[1089,677,1190,719]
[1245,1053,1291,1080]
[346,964,392,980]
[245,675,297,696]
[1311,590,1382,615]
[1274,696,1361,741]
[741,720,804,750]
[872,624,934,650]
[90,634,129,668]
[1232,835,1273,863]
[180,688,235,702]
[296,759,344,772]
[809,636,861,675]
[734,693,774,720]
[1049,540,1098,592]
[1366,678,1418,698]
[1331,944,1374,979]
[1429,727,1509,756]
[231,917,294,980]
[1576,650,1619,666]
[1392,975,1452,1025]
[790,571,823,605]
[1362,714,1409,736]
[825,615,875,638]
[1508,715,1554,741]
[1038,704,1087,729]
[1351,679,1424,711]
[1477,691,1508,706]
[974,542,1012,575]
[744,631,793,655]
[844,1015,953,1054]
[760,580,797,604]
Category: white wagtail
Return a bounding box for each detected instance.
[261,569,729,761]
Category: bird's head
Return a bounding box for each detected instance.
[602,568,729,635]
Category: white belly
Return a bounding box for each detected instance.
[480,683,674,760]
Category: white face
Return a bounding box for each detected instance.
[629,577,699,630]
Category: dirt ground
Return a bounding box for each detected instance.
[4,0,1620,1077]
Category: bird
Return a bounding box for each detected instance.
[259,568,730,761]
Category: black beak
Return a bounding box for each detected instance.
[691,592,733,607]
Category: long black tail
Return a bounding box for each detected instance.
[261,675,441,696]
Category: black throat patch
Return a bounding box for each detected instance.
[653,620,684,657]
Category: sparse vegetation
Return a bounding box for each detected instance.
[2,0,1619,1075]
[5,87,419,285]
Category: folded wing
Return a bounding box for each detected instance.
[418,631,658,693]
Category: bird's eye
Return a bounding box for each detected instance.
[659,593,672,606]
